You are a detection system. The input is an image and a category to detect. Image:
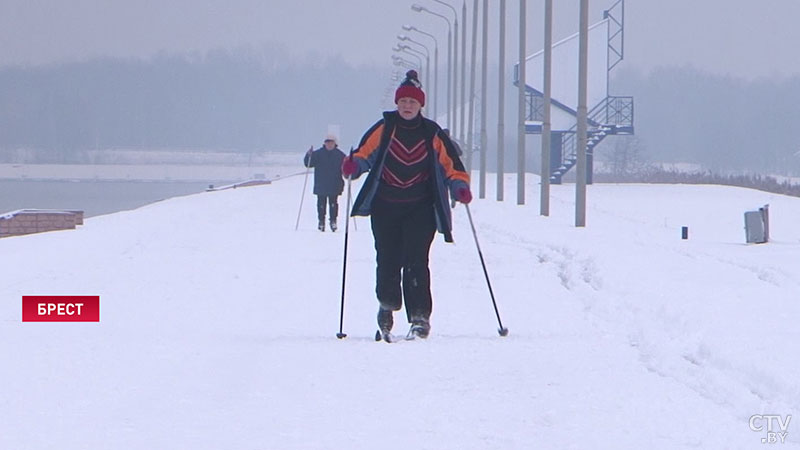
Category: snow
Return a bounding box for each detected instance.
[2,172,799,449]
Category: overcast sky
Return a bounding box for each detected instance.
[2,0,800,80]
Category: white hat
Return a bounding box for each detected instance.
[324,134,338,144]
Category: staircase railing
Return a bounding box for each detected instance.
[550,95,634,182]
[593,96,634,131]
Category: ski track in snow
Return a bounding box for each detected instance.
[465,179,800,447]
[472,203,800,426]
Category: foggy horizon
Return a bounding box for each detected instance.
[3,0,800,177]
[3,0,800,80]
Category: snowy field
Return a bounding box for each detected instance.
[1,172,798,449]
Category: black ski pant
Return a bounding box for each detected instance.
[316,194,339,223]
[370,198,436,322]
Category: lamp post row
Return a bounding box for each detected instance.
[402,0,481,182]
[398,1,570,214]
[401,26,439,122]
[397,36,432,117]
[432,0,458,139]
[411,3,452,131]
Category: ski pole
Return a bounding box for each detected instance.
[464,204,509,337]
[294,146,313,231]
[350,188,358,232]
[337,151,355,339]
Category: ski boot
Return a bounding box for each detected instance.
[408,317,430,339]
[329,220,337,232]
[318,220,325,232]
[375,307,394,342]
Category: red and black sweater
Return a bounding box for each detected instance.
[377,114,432,203]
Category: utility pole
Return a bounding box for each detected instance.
[576,0,588,227]
[540,0,552,216]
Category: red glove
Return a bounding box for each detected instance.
[455,186,472,204]
[341,156,358,178]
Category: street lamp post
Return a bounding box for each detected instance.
[412,4,452,130]
[497,0,506,201]
[399,44,430,102]
[393,46,423,70]
[460,1,467,144]
[467,0,478,172]
[392,55,419,70]
[385,71,404,107]
[402,25,439,123]
[433,0,458,137]
[479,0,488,198]
[517,0,526,205]
[576,0,589,227]
[540,0,553,215]
[397,36,432,105]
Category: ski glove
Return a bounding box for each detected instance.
[454,186,473,204]
[341,156,358,178]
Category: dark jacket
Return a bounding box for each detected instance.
[304,146,346,196]
[348,111,470,243]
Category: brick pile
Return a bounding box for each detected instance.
[0,210,84,238]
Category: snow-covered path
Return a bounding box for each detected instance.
[2,173,798,449]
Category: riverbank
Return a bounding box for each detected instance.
[0,180,215,218]
[0,150,309,218]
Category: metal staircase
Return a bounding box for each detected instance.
[514,0,633,184]
[549,95,634,183]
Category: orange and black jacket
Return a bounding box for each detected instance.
[348,110,470,243]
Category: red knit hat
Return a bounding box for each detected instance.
[394,70,425,107]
